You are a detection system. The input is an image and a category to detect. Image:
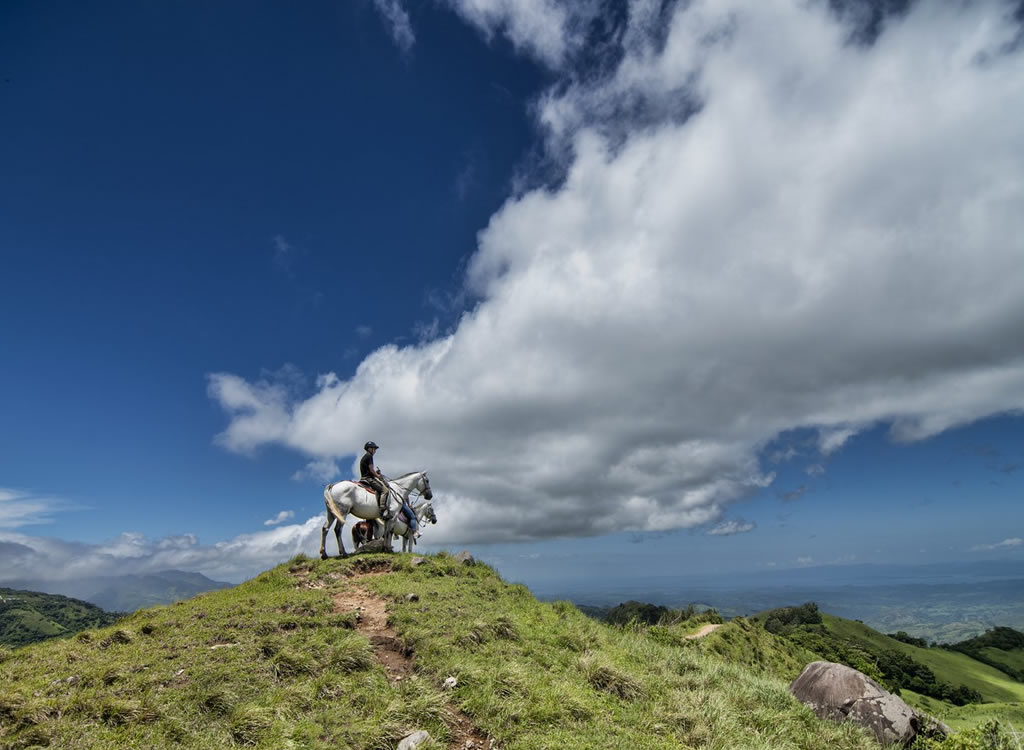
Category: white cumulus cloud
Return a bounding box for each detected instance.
[372,0,416,53]
[211,0,1024,545]
[442,0,583,67]
[291,458,340,482]
[264,510,295,526]
[706,519,756,536]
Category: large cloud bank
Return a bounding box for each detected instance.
[212,0,1024,543]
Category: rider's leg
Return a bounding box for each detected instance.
[373,482,389,518]
[401,503,417,532]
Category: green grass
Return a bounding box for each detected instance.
[977,648,1024,678]
[1,607,67,641]
[367,554,883,750]
[823,615,1024,705]
[902,690,1024,733]
[0,560,451,749]
[659,618,821,682]
[0,553,888,749]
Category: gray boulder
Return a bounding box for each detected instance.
[352,538,392,555]
[790,661,920,746]
[397,730,431,750]
[455,550,475,565]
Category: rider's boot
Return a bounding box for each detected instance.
[376,490,390,519]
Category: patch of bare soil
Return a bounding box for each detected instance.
[331,572,496,750]
[685,623,724,639]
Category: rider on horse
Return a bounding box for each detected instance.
[359,442,418,535]
[360,441,389,516]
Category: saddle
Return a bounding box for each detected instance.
[356,479,391,518]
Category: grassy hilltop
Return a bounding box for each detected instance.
[0,553,888,750]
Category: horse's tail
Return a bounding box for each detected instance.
[324,482,346,522]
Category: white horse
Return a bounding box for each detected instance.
[390,500,437,553]
[351,499,437,553]
[320,471,433,559]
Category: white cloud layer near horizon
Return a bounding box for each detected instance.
[972,537,1024,552]
[0,503,491,585]
[0,522,324,585]
[211,0,1024,544]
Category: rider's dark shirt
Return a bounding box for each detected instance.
[359,451,376,479]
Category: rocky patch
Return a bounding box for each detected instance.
[790,661,948,747]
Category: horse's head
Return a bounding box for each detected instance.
[419,471,433,500]
[421,501,437,525]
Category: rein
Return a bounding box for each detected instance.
[382,473,429,506]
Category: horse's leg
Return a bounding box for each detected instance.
[327,485,355,558]
[320,511,333,560]
[334,519,346,558]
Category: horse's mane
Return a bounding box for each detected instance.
[392,471,424,480]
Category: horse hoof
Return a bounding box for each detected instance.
[339,553,349,560]
[319,552,328,560]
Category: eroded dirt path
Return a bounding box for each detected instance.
[330,571,495,750]
[685,623,724,639]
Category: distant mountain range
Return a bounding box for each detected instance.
[4,569,232,613]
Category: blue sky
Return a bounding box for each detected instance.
[2,0,1023,588]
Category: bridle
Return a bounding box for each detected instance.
[384,472,432,507]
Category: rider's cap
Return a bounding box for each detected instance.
[364,441,379,450]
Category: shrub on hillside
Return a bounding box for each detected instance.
[889,631,930,648]
[606,601,668,626]
[952,627,1024,652]
[761,602,823,635]
[659,604,723,627]
[912,720,1018,750]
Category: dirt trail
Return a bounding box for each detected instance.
[331,573,495,750]
[685,623,724,639]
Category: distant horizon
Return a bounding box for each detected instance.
[7,554,1024,645]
